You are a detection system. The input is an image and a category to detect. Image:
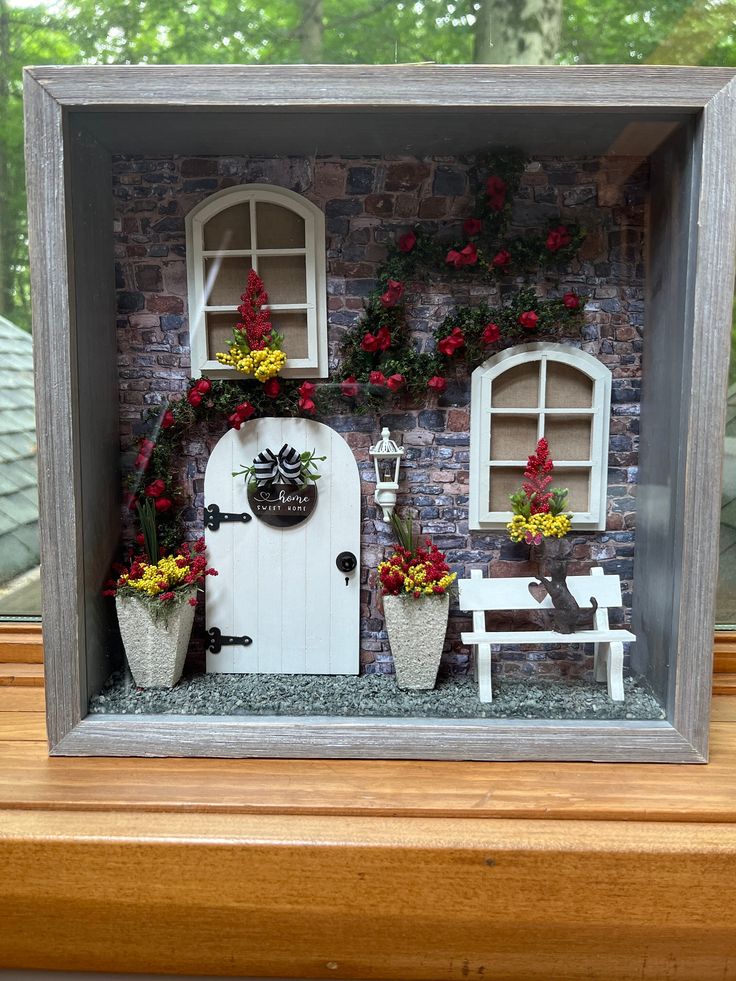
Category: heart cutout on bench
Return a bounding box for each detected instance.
[528,580,547,605]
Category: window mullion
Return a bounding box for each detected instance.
[537,356,547,442]
[250,198,258,275]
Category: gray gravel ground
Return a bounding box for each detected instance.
[89,670,666,720]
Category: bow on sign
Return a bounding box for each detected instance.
[253,444,303,487]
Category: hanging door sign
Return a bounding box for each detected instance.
[244,442,318,528]
[247,482,317,527]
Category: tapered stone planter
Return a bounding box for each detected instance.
[116,591,197,688]
[383,593,450,690]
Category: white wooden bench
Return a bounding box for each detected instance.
[458,567,635,703]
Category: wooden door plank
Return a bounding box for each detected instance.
[1,721,736,820]
[1,812,736,980]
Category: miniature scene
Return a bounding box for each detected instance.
[91,147,664,722]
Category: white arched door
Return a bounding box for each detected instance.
[204,417,360,675]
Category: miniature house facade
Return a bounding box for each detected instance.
[25,65,736,761]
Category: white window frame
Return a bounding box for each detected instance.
[469,342,612,531]
[185,183,328,379]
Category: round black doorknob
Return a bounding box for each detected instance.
[336,551,358,573]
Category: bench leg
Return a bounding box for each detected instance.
[476,643,493,703]
[606,641,624,702]
[594,642,607,683]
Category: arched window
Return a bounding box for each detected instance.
[469,343,612,531]
[185,184,328,378]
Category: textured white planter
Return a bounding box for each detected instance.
[116,591,197,688]
[383,593,450,690]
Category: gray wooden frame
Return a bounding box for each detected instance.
[24,65,736,762]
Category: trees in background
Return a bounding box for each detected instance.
[2,0,735,329]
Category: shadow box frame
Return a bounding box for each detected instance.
[24,64,736,762]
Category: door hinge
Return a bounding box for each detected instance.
[205,504,252,532]
[207,627,253,654]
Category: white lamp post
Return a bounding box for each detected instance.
[369,427,405,522]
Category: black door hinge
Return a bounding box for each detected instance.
[205,504,252,532]
[207,627,253,654]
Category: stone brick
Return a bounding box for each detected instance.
[418,197,447,219]
[117,291,145,314]
[134,265,163,292]
[433,166,466,197]
[347,167,375,195]
[180,158,218,178]
[384,161,430,192]
[365,194,394,216]
[146,295,184,314]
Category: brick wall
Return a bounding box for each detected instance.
[113,153,645,680]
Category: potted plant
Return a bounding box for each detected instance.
[507,437,572,558]
[104,500,218,688]
[379,515,457,690]
[507,438,590,633]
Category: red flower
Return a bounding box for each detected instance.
[375,326,392,351]
[134,438,155,470]
[463,217,482,237]
[518,310,539,331]
[298,382,316,399]
[135,533,145,545]
[445,243,478,269]
[235,401,255,420]
[380,279,404,308]
[369,370,386,386]
[145,478,166,499]
[546,225,572,252]
[491,249,511,269]
[154,497,173,513]
[159,591,175,602]
[361,332,379,353]
[298,397,316,415]
[263,378,280,398]
[194,379,211,395]
[161,409,175,430]
[341,376,359,398]
[188,597,198,607]
[398,231,417,253]
[386,373,405,392]
[186,389,202,407]
[486,175,508,211]
[563,291,580,310]
[438,326,465,356]
[482,322,501,345]
[297,381,317,414]
[427,375,447,393]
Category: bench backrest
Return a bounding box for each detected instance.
[457,567,622,612]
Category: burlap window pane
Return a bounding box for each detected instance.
[203,203,251,251]
[488,468,527,511]
[545,362,593,407]
[271,311,309,359]
[490,415,538,461]
[204,256,252,306]
[256,202,305,249]
[491,361,540,408]
[259,255,307,304]
[206,312,237,355]
[544,416,593,461]
[552,469,591,511]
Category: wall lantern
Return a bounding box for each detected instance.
[369,428,405,522]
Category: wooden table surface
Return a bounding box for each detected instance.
[2,682,736,980]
